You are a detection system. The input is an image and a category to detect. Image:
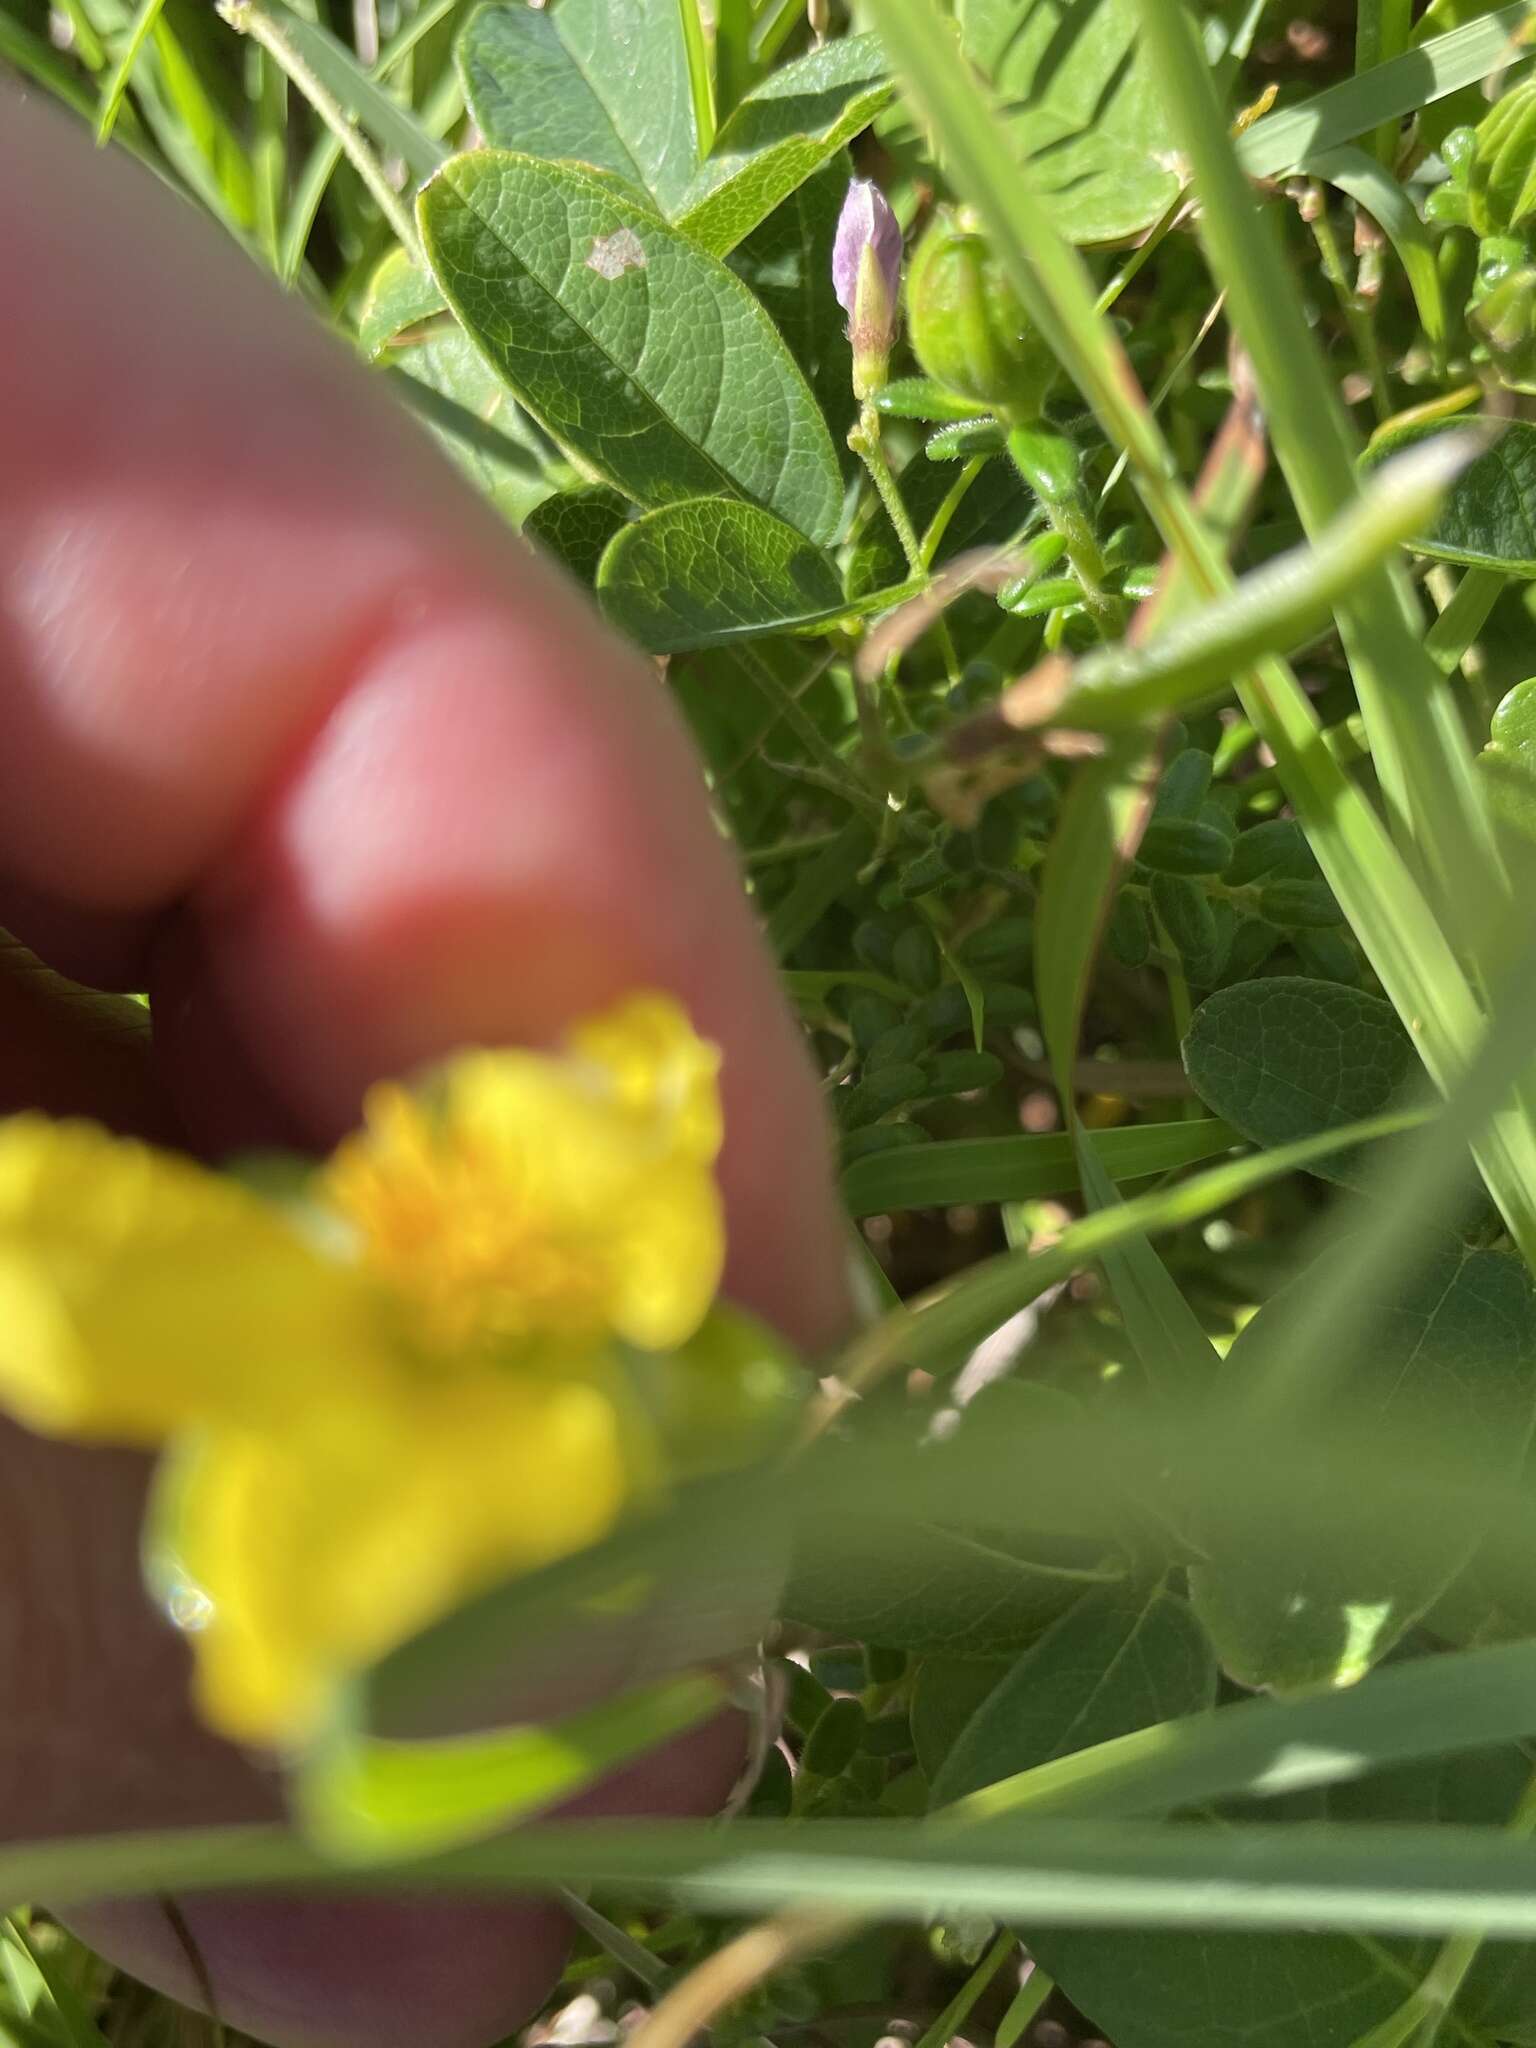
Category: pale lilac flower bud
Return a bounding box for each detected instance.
[833,179,902,401]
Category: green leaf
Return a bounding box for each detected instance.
[727,158,858,473]
[1012,1750,1536,2048]
[525,486,630,586]
[1,1919,110,2048]
[597,499,846,651]
[841,1118,1237,1217]
[785,1520,1123,1657]
[932,1580,1216,1807]
[1183,977,1416,1192]
[358,247,448,357]
[786,1390,1126,1656]
[1479,675,1536,858]
[457,0,698,213]
[419,151,843,541]
[383,326,556,529]
[1190,1241,1536,1692]
[957,0,1181,245]
[1364,418,1536,575]
[910,1658,1011,1782]
[675,34,894,257]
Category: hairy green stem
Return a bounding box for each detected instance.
[850,407,923,575]
[217,0,420,258]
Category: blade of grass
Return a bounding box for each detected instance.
[94,0,169,143]
[832,1104,1426,1398]
[32,1811,1536,1940]
[865,0,1536,1267]
[1425,566,1505,675]
[219,0,423,257]
[677,0,716,158]
[1133,0,1504,922]
[1237,4,1532,179]
[1356,0,1415,163]
[220,0,444,183]
[150,15,257,232]
[252,46,287,269]
[279,0,463,284]
[840,1118,1237,1217]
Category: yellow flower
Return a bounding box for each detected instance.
[0,995,731,1748]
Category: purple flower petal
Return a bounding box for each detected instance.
[833,179,901,316]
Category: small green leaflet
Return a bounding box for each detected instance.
[1183,977,1416,1192]
[597,499,846,651]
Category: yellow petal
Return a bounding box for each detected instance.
[565,993,723,1162]
[163,1370,629,1746]
[324,995,724,1353]
[0,1116,384,1443]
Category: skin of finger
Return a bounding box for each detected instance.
[0,90,851,1356]
[61,1705,749,2048]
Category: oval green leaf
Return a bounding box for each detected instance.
[1363,416,1536,574]
[1183,977,1416,1191]
[597,498,845,652]
[457,0,698,215]
[418,151,843,543]
[957,0,1181,245]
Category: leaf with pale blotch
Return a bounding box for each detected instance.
[598,499,845,651]
[419,152,843,542]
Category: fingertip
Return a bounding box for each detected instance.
[190,603,852,1353]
